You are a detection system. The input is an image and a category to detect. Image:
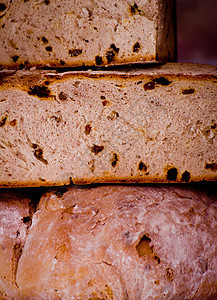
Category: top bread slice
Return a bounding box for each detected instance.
[0,0,175,69]
[0,63,216,187]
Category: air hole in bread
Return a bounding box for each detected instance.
[155,77,172,86]
[205,163,217,171]
[22,216,32,229]
[28,85,51,98]
[130,3,141,15]
[110,44,119,54]
[136,235,161,264]
[95,55,102,65]
[68,49,82,57]
[106,50,115,64]
[136,235,152,257]
[11,55,19,62]
[32,144,48,165]
[181,171,191,182]
[0,3,6,12]
[167,167,178,181]
[133,42,141,53]
[111,153,119,167]
[154,255,161,264]
[45,46,52,52]
[60,59,66,65]
[42,36,48,44]
[211,122,217,130]
[39,178,46,182]
[0,116,7,127]
[18,63,25,69]
[138,161,147,172]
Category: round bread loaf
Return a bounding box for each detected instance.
[0,185,216,299]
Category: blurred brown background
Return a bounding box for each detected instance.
[177,0,217,65]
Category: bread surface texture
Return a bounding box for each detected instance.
[0,190,30,299]
[0,0,175,68]
[0,185,216,299]
[0,63,217,187]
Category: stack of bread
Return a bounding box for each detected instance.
[0,1,216,299]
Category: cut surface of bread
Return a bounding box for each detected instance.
[0,63,217,187]
[0,185,216,299]
[0,0,175,68]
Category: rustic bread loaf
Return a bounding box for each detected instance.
[0,63,217,187]
[0,0,175,69]
[0,190,30,299]
[0,185,216,299]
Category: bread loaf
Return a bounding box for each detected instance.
[0,190,30,299]
[0,0,175,69]
[0,185,216,299]
[0,63,216,187]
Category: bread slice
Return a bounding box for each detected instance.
[0,0,175,69]
[0,63,216,187]
[1,185,216,299]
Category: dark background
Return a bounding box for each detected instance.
[176,0,217,65]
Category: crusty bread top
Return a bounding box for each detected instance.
[0,185,216,299]
[0,63,216,187]
[0,0,175,68]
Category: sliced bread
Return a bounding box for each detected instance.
[0,63,216,187]
[0,0,175,68]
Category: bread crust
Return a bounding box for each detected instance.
[0,185,216,299]
[0,63,217,187]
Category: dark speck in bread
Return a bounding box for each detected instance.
[155,77,172,86]
[28,85,51,98]
[167,167,178,181]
